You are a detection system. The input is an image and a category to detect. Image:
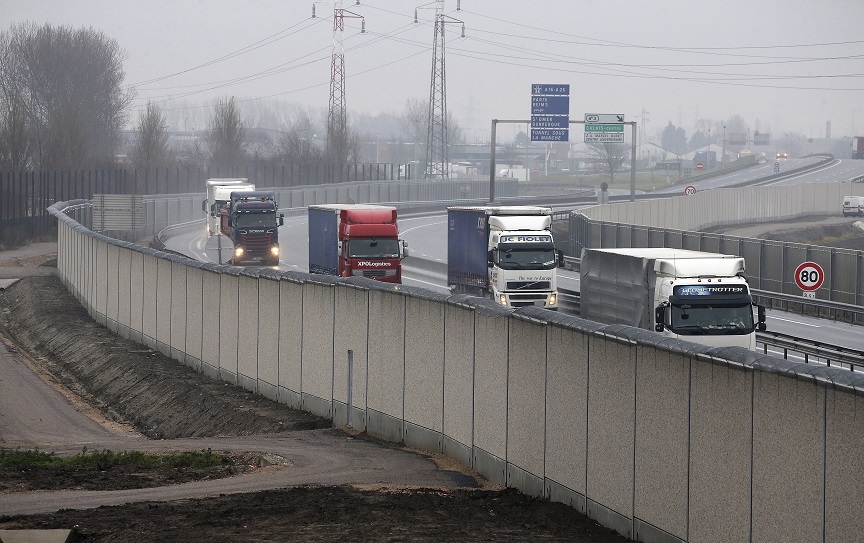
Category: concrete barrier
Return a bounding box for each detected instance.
[48,199,864,543]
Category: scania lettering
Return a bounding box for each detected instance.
[307,204,408,284]
[579,247,766,350]
[447,206,563,309]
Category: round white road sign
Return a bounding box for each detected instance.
[794,261,824,291]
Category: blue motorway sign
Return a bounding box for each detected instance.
[531,115,569,129]
[531,129,569,142]
[531,95,569,115]
[532,84,570,96]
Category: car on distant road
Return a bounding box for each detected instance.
[776,151,788,159]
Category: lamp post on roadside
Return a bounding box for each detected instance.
[707,128,712,171]
[722,125,726,170]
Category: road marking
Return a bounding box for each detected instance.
[401,220,445,234]
[766,315,820,327]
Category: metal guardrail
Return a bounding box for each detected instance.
[757,330,864,370]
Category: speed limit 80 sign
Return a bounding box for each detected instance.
[794,261,824,291]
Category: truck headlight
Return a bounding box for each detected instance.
[270,246,280,256]
[498,294,507,305]
[548,293,557,305]
[234,247,244,257]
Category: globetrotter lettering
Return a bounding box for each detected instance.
[356,261,392,267]
[500,235,551,243]
[675,285,745,296]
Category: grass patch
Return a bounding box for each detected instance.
[0,447,223,471]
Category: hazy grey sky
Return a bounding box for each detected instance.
[5,0,864,141]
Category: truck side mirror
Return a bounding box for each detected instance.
[278,214,284,227]
[557,249,565,267]
[654,305,665,332]
[227,218,233,227]
[202,200,207,213]
[488,249,494,267]
[401,240,409,258]
[756,305,767,331]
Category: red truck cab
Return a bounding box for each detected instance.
[308,204,408,284]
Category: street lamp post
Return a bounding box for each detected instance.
[722,125,726,170]
[707,128,711,171]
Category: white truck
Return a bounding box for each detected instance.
[447,206,563,310]
[842,195,864,217]
[202,178,255,236]
[579,247,766,350]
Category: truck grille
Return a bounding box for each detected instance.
[240,231,273,254]
[355,269,397,278]
[506,280,551,290]
[508,293,549,308]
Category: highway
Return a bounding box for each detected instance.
[162,156,864,360]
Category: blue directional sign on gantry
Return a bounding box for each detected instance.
[531,84,570,142]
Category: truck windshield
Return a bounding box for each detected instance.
[347,239,400,258]
[235,212,276,228]
[497,246,557,270]
[670,304,754,335]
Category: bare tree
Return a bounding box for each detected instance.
[0,22,133,170]
[276,130,323,164]
[129,102,172,172]
[398,98,463,165]
[208,97,246,172]
[0,97,31,170]
[588,142,628,184]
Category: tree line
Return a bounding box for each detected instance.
[0,22,465,175]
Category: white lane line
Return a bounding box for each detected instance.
[401,220,446,234]
[766,315,820,327]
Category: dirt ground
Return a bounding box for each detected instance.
[0,261,631,542]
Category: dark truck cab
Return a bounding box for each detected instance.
[226,191,284,265]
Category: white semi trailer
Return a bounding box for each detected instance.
[579,247,766,350]
[202,178,255,236]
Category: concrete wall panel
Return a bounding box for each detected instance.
[404,297,446,436]
[155,257,172,355]
[200,270,222,372]
[506,316,547,483]
[442,304,475,460]
[633,347,689,541]
[116,246,132,337]
[825,389,864,543]
[169,262,188,362]
[366,290,406,422]
[333,285,369,429]
[93,239,108,323]
[184,267,204,369]
[473,312,509,466]
[237,275,260,382]
[545,325,589,500]
[586,336,635,521]
[278,280,305,406]
[129,250,145,343]
[256,278,280,388]
[106,244,120,330]
[751,372,824,543]
[141,253,159,348]
[300,282,335,409]
[688,361,751,543]
[218,274,240,381]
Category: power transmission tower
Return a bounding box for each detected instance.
[423,1,462,180]
[318,2,364,165]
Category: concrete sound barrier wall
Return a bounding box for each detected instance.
[49,201,864,543]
